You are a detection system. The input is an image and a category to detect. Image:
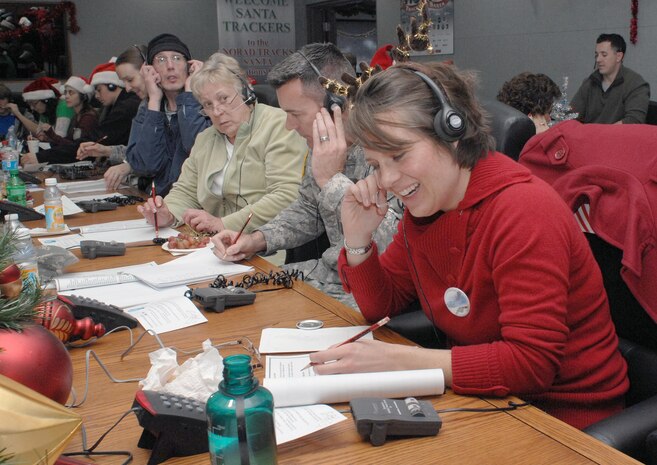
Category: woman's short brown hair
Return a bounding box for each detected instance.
[497,72,561,116]
[346,62,494,169]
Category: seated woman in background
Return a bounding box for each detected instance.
[77,45,147,190]
[6,77,60,139]
[138,52,307,234]
[497,72,561,134]
[36,76,97,147]
[22,61,141,166]
[309,62,628,430]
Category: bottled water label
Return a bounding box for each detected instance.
[45,204,65,231]
[2,158,18,172]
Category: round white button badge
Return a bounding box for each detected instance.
[444,287,470,317]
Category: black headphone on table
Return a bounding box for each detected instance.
[298,51,345,114]
[413,71,466,142]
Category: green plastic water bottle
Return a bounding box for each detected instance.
[206,354,278,465]
[6,169,26,206]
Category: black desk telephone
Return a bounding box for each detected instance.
[0,200,44,221]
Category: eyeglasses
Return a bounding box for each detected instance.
[199,91,239,116]
[153,54,185,67]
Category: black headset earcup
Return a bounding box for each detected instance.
[107,84,117,92]
[244,87,257,105]
[434,107,466,142]
[414,71,466,142]
[324,93,345,114]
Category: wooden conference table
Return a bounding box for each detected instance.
[24,191,640,465]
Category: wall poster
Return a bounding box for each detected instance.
[216,0,295,83]
[400,0,454,56]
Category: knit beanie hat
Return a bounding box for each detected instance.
[147,33,191,64]
[22,76,61,101]
[89,62,125,88]
[64,76,94,99]
[370,44,394,70]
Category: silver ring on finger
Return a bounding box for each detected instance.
[320,135,330,143]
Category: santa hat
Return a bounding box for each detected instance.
[370,44,394,70]
[22,77,61,101]
[64,76,94,99]
[89,62,125,88]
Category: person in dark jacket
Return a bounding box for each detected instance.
[125,33,209,196]
[570,33,649,124]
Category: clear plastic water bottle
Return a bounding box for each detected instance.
[44,178,65,232]
[4,213,24,234]
[206,354,278,465]
[12,227,39,287]
[6,169,26,206]
[6,125,17,150]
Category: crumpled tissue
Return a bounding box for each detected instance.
[139,339,223,403]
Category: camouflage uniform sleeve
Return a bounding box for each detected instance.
[258,153,327,254]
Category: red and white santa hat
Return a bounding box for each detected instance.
[64,76,95,99]
[369,44,394,70]
[89,60,125,89]
[22,76,61,101]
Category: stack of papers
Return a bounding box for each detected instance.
[56,263,190,309]
[129,247,252,288]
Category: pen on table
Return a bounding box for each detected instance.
[151,180,159,239]
[94,135,108,144]
[224,212,253,258]
[300,316,391,371]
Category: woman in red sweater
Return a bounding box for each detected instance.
[309,62,629,429]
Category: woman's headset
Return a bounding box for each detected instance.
[228,69,256,106]
[297,51,345,115]
[413,71,466,142]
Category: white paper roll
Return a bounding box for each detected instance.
[264,368,445,408]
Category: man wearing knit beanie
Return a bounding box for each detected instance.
[126,33,209,196]
[147,33,192,65]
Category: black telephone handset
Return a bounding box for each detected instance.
[17,170,43,185]
[0,200,44,221]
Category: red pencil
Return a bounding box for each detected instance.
[151,181,159,239]
[234,212,254,244]
[301,316,391,371]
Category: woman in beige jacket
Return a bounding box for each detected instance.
[138,52,307,234]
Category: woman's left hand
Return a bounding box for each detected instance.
[182,209,224,233]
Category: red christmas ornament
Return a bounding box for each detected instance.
[36,298,105,343]
[0,263,22,299]
[0,324,73,404]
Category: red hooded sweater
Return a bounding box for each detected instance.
[339,152,628,429]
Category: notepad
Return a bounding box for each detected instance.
[258,327,374,353]
[78,218,155,234]
[54,263,155,291]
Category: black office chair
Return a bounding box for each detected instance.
[253,84,279,108]
[583,235,657,465]
[646,101,657,126]
[481,99,536,160]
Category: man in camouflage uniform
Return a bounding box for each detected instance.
[212,43,402,309]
